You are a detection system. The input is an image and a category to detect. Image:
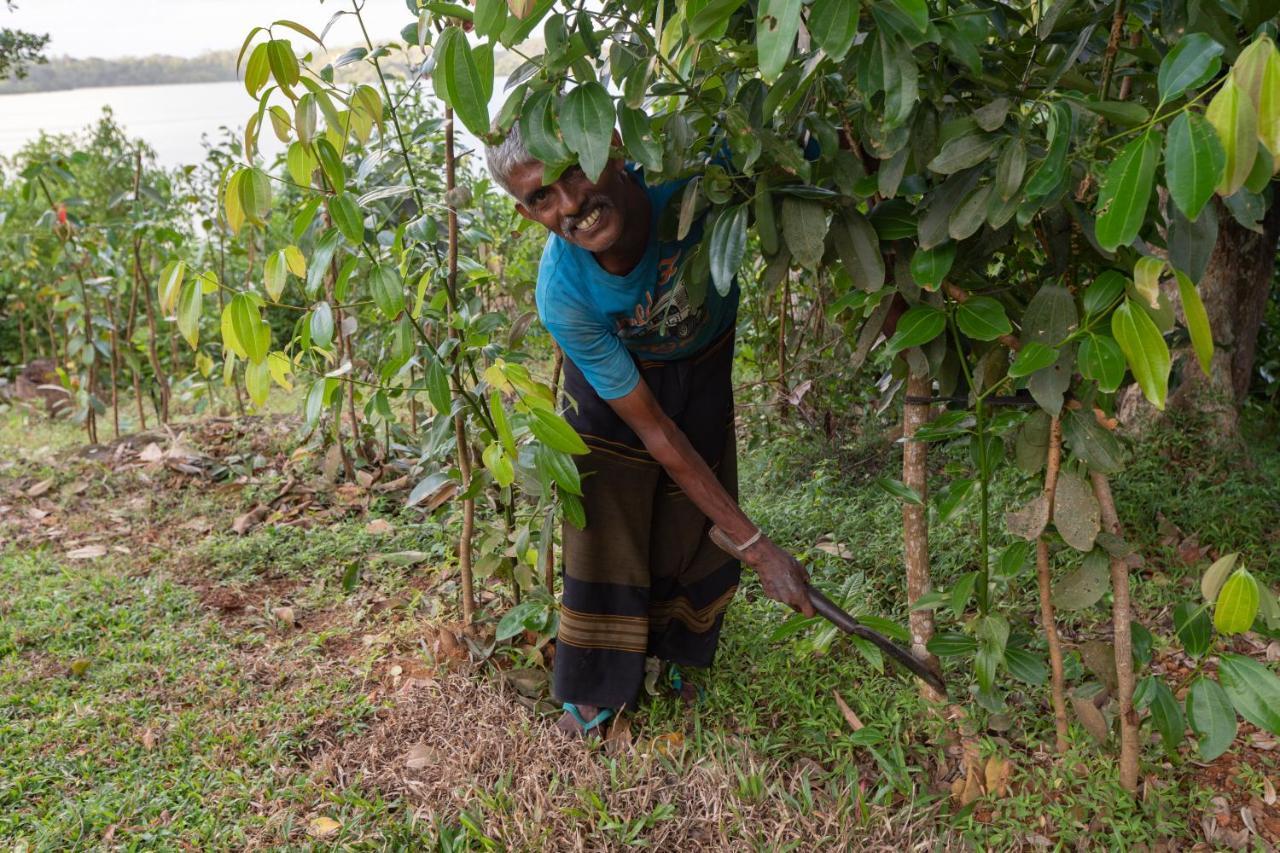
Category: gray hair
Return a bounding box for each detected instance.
[485,121,536,198]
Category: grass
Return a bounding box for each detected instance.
[1,401,1278,848]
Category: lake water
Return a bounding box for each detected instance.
[0,78,505,169]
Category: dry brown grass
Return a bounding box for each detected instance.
[325,671,963,850]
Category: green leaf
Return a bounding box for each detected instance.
[618,105,662,173]
[1025,102,1072,200]
[529,408,588,455]
[473,0,508,37]
[689,0,746,39]
[757,0,802,83]
[709,204,748,298]
[1174,602,1213,657]
[1164,111,1226,221]
[927,132,997,175]
[1157,33,1224,103]
[327,193,364,244]
[489,391,515,456]
[831,209,885,292]
[1202,552,1240,602]
[1070,98,1150,127]
[955,296,1012,341]
[263,251,287,302]
[809,0,858,59]
[909,243,955,290]
[975,613,1010,692]
[310,302,334,349]
[1206,79,1258,197]
[1061,407,1126,475]
[1146,678,1186,756]
[1232,38,1280,156]
[884,305,946,354]
[1052,549,1111,610]
[1111,299,1171,410]
[1083,270,1127,317]
[496,601,547,641]
[1095,131,1162,252]
[1218,653,1280,734]
[315,139,345,191]
[927,632,976,656]
[520,89,571,167]
[1186,676,1237,761]
[560,82,615,182]
[534,444,581,495]
[370,264,405,319]
[426,355,451,415]
[244,358,270,407]
[1214,568,1260,635]
[244,42,270,97]
[176,280,202,349]
[229,293,269,364]
[482,442,516,488]
[435,26,491,138]
[885,0,928,33]
[874,476,923,505]
[1174,270,1213,376]
[881,33,919,129]
[1004,647,1048,685]
[1008,342,1058,378]
[158,259,187,314]
[1078,333,1126,393]
[780,197,828,268]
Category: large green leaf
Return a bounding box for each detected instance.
[831,209,884,292]
[757,0,802,83]
[927,132,996,174]
[229,293,269,364]
[1078,333,1126,392]
[1008,342,1058,378]
[1174,270,1214,376]
[1025,102,1072,199]
[1218,653,1280,734]
[1111,299,1171,410]
[435,26,491,137]
[955,296,1012,341]
[176,280,202,349]
[1146,678,1187,756]
[708,204,748,298]
[1186,676,1238,761]
[1164,111,1226,221]
[520,89,571,168]
[809,0,858,59]
[781,196,828,268]
[1232,37,1280,157]
[529,408,588,455]
[1095,131,1162,252]
[310,302,334,349]
[909,243,955,290]
[1174,601,1213,657]
[1205,79,1258,197]
[1214,568,1260,635]
[561,82,615,182]
[327,193,363,244]
[618,105,662,173]
[370,264,405,319]
[885,305,946,354]
[1157,33,1224,103]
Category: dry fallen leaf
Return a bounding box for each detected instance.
[138,443,165,463]
[271,606,297,626]
[404,743,432,770]
[66,480,90,495]
[984,755,1013,798]
[1070,692,1111,744]
[141,728,156,751]
[1263,776,1276,806]
[66,545,107,560]
[231,504,270,536]
[365,519,393,535]
[833,689,865,731]
[26,478,54,497]
[814,535,854,559]
[308,816,341,838]
[604,712,634,756]
[650,732,685,757]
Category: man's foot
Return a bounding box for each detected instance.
[555,703,613,737]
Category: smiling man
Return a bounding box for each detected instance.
[486,126,814,737]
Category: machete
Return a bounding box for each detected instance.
[709,526,947,696]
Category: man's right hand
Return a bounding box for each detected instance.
[743,537,816,617]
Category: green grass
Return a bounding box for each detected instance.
[2,405,1278,848]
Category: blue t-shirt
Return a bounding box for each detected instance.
[534,167,739,400]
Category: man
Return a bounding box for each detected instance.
[485,126,814,736]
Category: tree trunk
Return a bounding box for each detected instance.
[1165,199,1280,435]
[903,371,944,701]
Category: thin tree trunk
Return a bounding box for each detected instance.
[18,312,29,364]
[445,105,476,624]
[134,152,170,423]
[903,371,944,701]
[1091,472,1139,794]
[123,254,148,430]
[1036,417,1070,753]
[106,287,122,438]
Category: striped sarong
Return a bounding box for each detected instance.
[553,332,741,711]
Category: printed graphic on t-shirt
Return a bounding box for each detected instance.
[610,246,708,349]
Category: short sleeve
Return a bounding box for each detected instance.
[545,317,640,400]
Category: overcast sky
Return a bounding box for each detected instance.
[6,0,411,58]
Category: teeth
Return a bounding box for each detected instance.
[576,208,601,230]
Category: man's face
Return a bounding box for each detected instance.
[507,157,631,254]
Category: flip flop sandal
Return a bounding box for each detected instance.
[562,702,614,734]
